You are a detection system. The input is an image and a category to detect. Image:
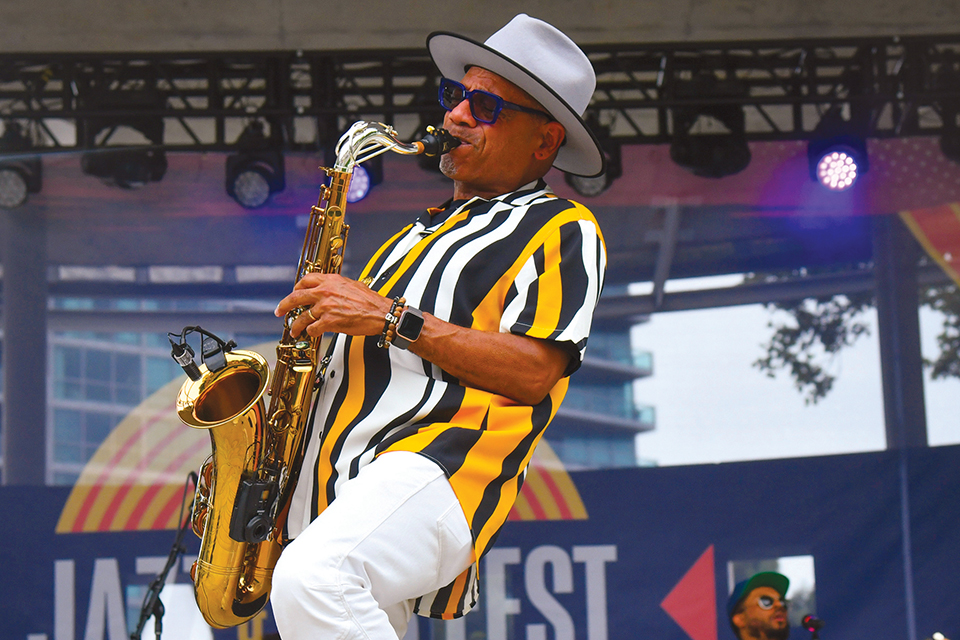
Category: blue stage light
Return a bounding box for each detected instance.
[344,155,383,203]
[347,164,372,203]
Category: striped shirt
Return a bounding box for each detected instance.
[286,179,606,618]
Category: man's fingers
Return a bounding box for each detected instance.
[275,291,311,317]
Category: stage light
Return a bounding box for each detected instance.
[226,153,284,208]
[565,172,610,198]
[0,168,29,208]
[941,117,960,164]
[0,121,42,208]
[670,75,751,178]
[807,135,868,192]
[933,50,960,164]
[813,148,859,190]
[226,121,285,209]
[347,164,372,202]
[79,111,168,189]
[807,105,868,192]
[670,107,750,178]
[81,148,167,189]
[324,146,382,203]
[565,118,622,197]
[565,141,622,197]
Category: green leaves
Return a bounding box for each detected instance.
[754,292,873,405]
[920,283,960,380]
[752,273,960,403]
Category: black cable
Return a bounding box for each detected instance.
[168,326,237,379]
[130,472,198,640]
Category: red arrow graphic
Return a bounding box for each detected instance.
[661,545,718,640]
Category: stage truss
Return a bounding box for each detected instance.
[1,34,959,156]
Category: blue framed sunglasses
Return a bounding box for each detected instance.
[438,78,553,124]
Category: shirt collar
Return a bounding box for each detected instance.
[415,179,552,230]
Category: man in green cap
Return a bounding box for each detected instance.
[727,571,791,640]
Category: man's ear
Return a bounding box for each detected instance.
[534,121,566,160]
[731,612,746,631]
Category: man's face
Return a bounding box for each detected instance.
[439,66,556,200]
[732,586,790,640]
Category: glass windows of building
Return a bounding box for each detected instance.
[49,331,165,484]
[547,319,656,470]
[547,432,639,469]
[1,292,657,484]
[43,291,282,486]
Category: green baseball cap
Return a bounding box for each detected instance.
[726,571,790,619]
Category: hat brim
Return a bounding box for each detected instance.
[427,31,606,178]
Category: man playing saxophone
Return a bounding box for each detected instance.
[270,14,607,640]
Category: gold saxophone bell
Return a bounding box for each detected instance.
[174,121,460,628]
[176,349,279,626]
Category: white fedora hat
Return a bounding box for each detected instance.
[427,13,606,178]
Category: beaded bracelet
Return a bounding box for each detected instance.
[377,296,406,348]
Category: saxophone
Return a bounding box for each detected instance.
[172,121,459,628]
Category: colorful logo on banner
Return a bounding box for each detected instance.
[900,203,960,286]
[56,345,588,534]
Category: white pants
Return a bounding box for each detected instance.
[271,451,474,640]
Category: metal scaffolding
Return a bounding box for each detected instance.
[1,33,959,155]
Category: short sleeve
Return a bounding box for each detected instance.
[500,214,606,375]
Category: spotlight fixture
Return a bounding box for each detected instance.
[226,121,286,209]
[807,135,868,192]
[670,74,751,178]
[564,116,621,198]
[0,121,42,208]
[807,106,869,192]
[78,110,167,189]
[934,50,960,164]
[565,141,622,198]
[812,147,859,191]
[324,143,383,203]
[347,164,373,203]
[80,147,167,189]
[565,172,609,198]
[939,96,960,165]
[346,158,383,202]
[942,126,960,164]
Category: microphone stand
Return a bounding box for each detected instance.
[131,473,197,640]
[802,616,824,640]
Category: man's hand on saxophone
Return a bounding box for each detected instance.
[274,271,570,406]
[275,273,392,339]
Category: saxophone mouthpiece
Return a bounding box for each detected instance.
[417,126,461,156]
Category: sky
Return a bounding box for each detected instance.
[629,275,960,467]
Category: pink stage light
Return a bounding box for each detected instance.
[815,149,859,191]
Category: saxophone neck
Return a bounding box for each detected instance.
[333,121,460,172]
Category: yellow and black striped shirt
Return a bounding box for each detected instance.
[286,180,606,618]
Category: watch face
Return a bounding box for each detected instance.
[398,312,424,339]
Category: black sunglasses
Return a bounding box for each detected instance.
[757,595,787,610]
[438,78,553,125]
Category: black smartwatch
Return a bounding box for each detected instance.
[391,306,424,350]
